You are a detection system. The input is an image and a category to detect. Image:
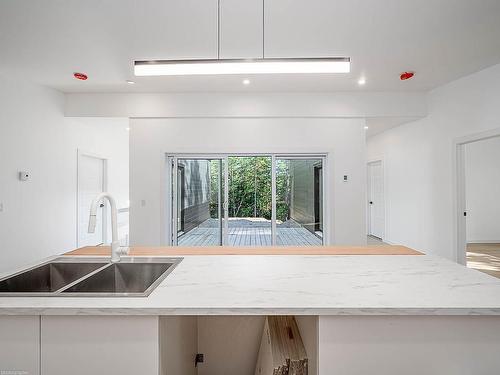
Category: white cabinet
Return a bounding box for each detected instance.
[219,0,263,59]
[264,0,350,58]
[41,316,159,375]
[318,316,500,374]
[136,0,218,60]
[0,316,40,375]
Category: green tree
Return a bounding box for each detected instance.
[209,157,292,222]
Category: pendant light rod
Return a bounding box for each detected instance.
[262,0,265,59]
[217,0,220,59]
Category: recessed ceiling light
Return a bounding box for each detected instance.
[364,126,369,130]
[358,77,366,85]
[126,80,135,85]
[243,79,250,85]
[126,127,130,131]
[134,58,350,76]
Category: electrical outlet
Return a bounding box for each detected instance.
[195,353,204,367]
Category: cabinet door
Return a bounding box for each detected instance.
[319,316,500,374]
[41,316,159,375]
[0,316,40,375]
[219,0,263,59]
[264,0,351,58]
[135,0,218,60]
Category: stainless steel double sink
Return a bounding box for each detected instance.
[0,257,183,297]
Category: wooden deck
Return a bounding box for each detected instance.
[178,226,322,246]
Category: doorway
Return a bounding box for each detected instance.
[168,154,327,246]
[455,130,500,277]
[367,160,385,241]
[77,151,107,247]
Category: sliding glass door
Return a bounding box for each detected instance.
[169,154,326,246]
[275,157,323,245]
[170,157,224,246]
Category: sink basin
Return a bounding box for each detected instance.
[0,257,182,297]
[0,261,107,295]
[63,261,178,296]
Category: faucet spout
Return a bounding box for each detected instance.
[88,192,121,263]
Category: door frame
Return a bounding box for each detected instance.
[164,153,329,246]
[366,158,385,241]
[453,127,500,265]
[76,149,108,247]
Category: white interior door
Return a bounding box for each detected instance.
[78,153,106,247]
[368,161,384,239]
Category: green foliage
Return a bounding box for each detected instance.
[208,157,292,222]
[276,160,291,222]
[228,156,272,219]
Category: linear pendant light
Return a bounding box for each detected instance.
[134,58,350,76]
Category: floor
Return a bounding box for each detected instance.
[467,243,500,279]
[178,218,323,246]
[367,235,387,246]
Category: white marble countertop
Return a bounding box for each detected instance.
[1,254,500,315]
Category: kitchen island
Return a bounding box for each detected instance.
[1,245,500,374]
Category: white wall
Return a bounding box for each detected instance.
[465,136,500,243]
[367,63,500,260]
[66,117,130,247]
[65,117,130,211]
[0,74,129,273]
[130,118,366,246]
[65,91,427,119]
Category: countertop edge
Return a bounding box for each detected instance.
[2,307,500,316]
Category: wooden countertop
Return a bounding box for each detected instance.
[65,245,422,256]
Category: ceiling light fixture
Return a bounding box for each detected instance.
[364,126,369,130]
[358,77,366,85]
[134,58,350,76]
[126,80,135,84]
[243,79,251,85]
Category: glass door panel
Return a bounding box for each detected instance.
[228,156,272,246]
[174,158,223,246]
[275,158,324,246]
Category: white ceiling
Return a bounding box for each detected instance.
[1,0,500,94]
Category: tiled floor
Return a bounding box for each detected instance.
[467,243,500,279]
